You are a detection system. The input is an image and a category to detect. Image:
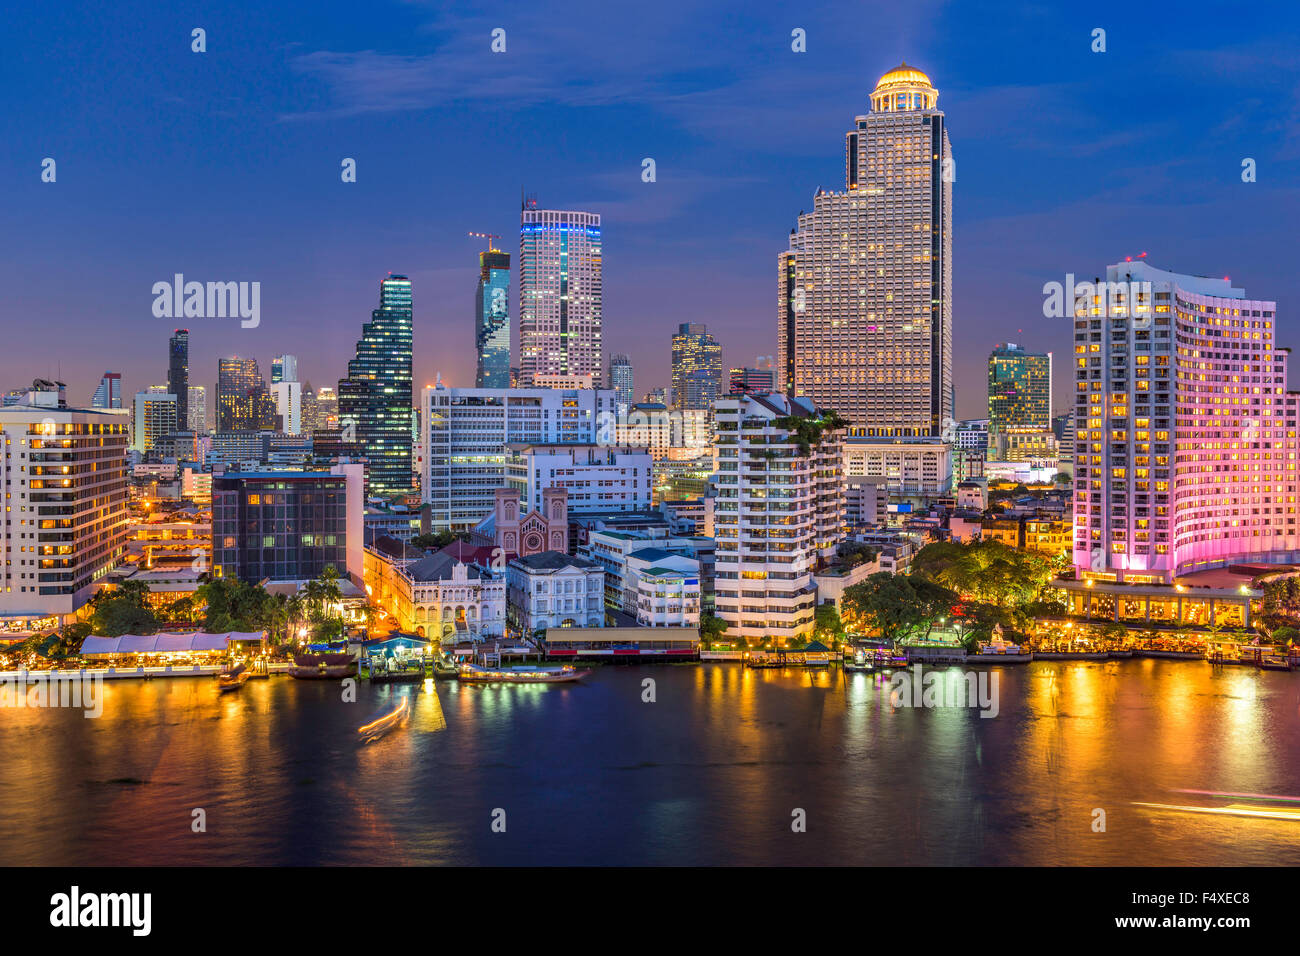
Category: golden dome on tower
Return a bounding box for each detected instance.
[870,63,939,111]
[873,63,934,92]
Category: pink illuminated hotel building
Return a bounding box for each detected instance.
[1071,259,1300,586]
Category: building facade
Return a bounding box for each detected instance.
[132,390,177,453]
[505,443,653,516]
[609,354,634,418]
[518,201,603,387]
[1072,260,1300,583]
[843,438,952,497]
[212,465,363,583]
[475,248,511,388]
[338,275,414,497]
[0,391,129,626]
[217,357,276,432]
[421,385,618,530]
[92,371,122,410]
[506,551,606,633]
[778,64,952,438]
[167,329,189,431]
[712,393,844,643]
[671,322,723,411]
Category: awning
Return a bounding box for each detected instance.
[80,631,265,655]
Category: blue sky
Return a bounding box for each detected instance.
[3,0,1298,419]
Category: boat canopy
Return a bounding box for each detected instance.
[80,631,264,655]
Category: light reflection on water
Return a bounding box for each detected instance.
[1,661,1298,865]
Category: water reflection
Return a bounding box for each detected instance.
[0,661,1298,865]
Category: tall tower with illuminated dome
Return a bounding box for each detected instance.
[778,64,953,437]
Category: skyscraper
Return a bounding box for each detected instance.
[271,355,298,385]
[475,247,511,388]
[1071,260,1300,583]
[778,63,953,437]
[187,385,207,433]
[338,275,414,497]
[518,200,603,387]
[132,390,177,453]
[988,342,1053,459]
[671,323,723,411]
[217,357,276,432]
[167,329,189,429]
[609,354,634,417]
[91,371,122,409]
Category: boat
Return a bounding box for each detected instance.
[456,663,589,684]
[843,648,876,672]
[432,660,460,679]
[358,696,409,739]
[1258,654,1293,671]
[217,663,251,692]
[972,637,1032,664]
[289,652,358,680]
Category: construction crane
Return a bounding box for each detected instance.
[468,231,502,252]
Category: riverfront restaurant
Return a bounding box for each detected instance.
[79,631,265,663]
[1052,578,1256,629]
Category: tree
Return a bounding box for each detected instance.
[841,572,949,646]
[699,612,729,648]
[813,603,845,646]
[86,582,159,638]
[411,529,460,551]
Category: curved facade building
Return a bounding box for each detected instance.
[1072,260,1300,583]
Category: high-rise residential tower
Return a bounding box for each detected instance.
[712,392,844,644]
[338,275,414,497]
[1071,260,1300,583]
[778,63,953,437]
[475,247,511,388]
[988,342,1053,460]
[671,323,723,411]
[217,357,276,432]
[167,329,189,430]
[609,354,634,417]
[518,200,603,388]
[91,371,122,409]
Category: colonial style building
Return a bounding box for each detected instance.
[364,536,506,640]
[506,551,605,634]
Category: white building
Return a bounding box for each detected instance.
[0,391,130,627]
[844,475,889,528]
[844,438,952,497]
[421,384,618,530]
[187,385,207,433]
[712,392,844,643]
[270,380,302,435]
[507,551,605,633]
[506,443,652,516]
[633,556,701,628]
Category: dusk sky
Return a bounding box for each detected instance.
[5,0,1298,420]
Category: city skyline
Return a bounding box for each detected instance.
[5,2,1295,420]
